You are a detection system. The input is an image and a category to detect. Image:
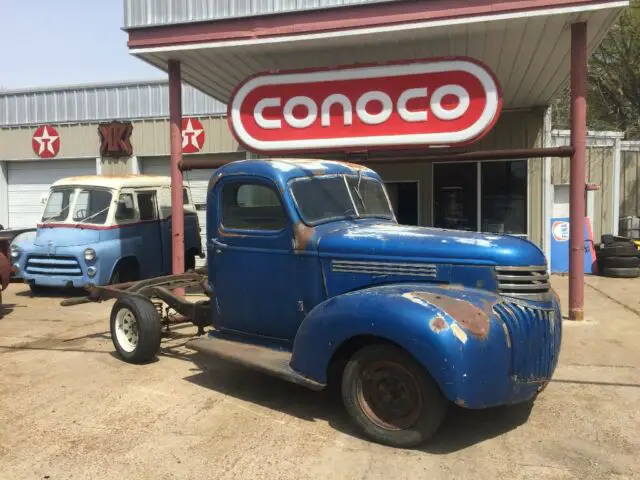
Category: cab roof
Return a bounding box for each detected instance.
[216,158,379,183]
[51,175,176,190]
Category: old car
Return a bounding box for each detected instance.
[65,159,562,448]
[12,176,202,292]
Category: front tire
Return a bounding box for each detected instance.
[341,344,447,448]
[110,297,162,364]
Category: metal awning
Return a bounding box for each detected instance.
[127,0,627,108]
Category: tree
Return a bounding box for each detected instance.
[552,1,640,138]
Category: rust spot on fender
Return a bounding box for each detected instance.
[429,315,448,333]
[403,291,492,339]
[293,223,315,251]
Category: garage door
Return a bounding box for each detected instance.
[141,157,216,266]
[7,159,97,229]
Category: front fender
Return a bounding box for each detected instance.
[290,283,513,406]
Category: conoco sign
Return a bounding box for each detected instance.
[229,58,502,154]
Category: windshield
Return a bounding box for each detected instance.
[42,188,76,223]
[42,187,113,225]
[72,189,113,224]
[290,175,394,225]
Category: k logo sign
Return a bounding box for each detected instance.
[229,58,502,154]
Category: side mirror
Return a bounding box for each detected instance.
[120,196,134,209]
[40,193,48,205]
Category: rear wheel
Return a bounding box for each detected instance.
[110,296,162,364]
[110,259,139,284]
[600,267,640,278]
[29,284,48,296]
[341,344,446,448]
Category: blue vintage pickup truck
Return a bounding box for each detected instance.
[72,158,562,448]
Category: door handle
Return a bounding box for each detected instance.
[211,238,227,248]
[210,238,228,253]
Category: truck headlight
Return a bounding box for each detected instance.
[84,248,97,262]
[10,245,20,260]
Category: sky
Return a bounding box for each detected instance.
[0,0,164,90]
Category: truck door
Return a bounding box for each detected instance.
[209,176,301,342]
[135,190,164,278]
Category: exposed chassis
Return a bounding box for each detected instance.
[60,269,212,334]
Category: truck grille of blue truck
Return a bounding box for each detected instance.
[25,255,83,277]
[493,302,561,382]
[495,266,549,297]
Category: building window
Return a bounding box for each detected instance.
[433,162,478,231]
[481,161,528,235]
[433,160,528,236]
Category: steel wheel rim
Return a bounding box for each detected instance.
[356,360,423,431]
[115,307,138,353]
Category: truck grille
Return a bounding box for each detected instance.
[495,266,549,297]
[494,302,561,382]
[25,255,83,276]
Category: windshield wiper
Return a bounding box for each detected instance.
[42,203,71,223]
[77,205,112,225]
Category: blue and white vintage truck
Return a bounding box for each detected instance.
[66,159,562,448]
[12,176,202,292]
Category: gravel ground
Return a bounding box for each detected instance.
[0,276,639,480]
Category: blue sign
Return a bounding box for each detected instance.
[550,217,596,273]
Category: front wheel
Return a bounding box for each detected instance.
[341,344,447,448]
[110,297,162,364]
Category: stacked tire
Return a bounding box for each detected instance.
[597,236,640,278]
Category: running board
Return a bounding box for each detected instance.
[186,334,325,391]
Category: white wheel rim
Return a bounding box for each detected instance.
[115,307,138,353]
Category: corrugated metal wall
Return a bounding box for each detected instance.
[551,132,620,241]
[123,0,395,28]
[0,82,225,127]
[0,117,240,161]
[620,142,640,218]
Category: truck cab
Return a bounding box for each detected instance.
[12,176,202,292]
[103,159,561,448]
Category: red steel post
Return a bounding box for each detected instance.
[168,60,185,278]
[569,23,587,321]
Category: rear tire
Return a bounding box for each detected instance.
[598,243,637,257]
[601,267,640,278]
[341,344,447,448]
[110,259,139,285]
[29,284,48,296]
[185,251,196,271]
[110,296,162,364]
[599,256,640,269]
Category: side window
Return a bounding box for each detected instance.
[137,192,158,221]
[222,183,287,231]
[115,193,135,221]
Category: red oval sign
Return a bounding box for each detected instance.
[229,58,502,154]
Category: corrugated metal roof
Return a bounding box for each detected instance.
[123,0,396,29]
[0,81,226,127]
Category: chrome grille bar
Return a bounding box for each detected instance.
[332,260,437,277]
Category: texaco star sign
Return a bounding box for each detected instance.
[181,118,206,153]
[32,125,61,158]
